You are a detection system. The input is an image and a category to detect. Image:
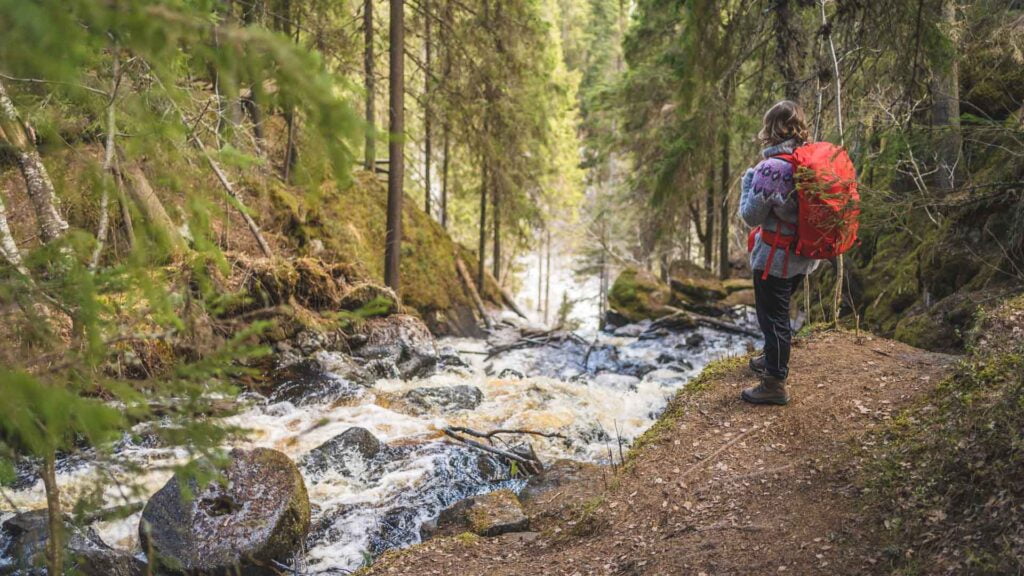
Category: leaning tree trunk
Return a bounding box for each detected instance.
[118,159,187,257]
[384,0,405,290]
[0,80,68,244]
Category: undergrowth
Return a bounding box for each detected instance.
[861,294,1024,574]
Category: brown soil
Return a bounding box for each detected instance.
[362,331,955,576]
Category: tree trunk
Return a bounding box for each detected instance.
[41,451,64,576]
[118,190,135,251]
[536,233,543,313]
[91,49,121,270]
[492,174,501,283]
[118,160,187,257]
[439,0,452,228]
[241,1,266,158]
[280,0,299,182]
[456,254,493,329]
[0,80,69,244]
[931,0,961,194]
[441,124,450,228]
[364,0,376,171]
[719,128,731,280]
[423,0,432,216]
[0,191,23,268]
[771,0,805,102]
[477,161,488,289]
[704,168,714,270]
[544,228,551,324]
[384,0,405,290]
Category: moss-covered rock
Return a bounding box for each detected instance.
[429,490,529,539]
[139,447,311,574]
[608,268,673,322]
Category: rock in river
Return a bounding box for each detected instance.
[139,447,310,574]
[425,490,529,539]
[301,427,384,478]
[0,510,144,576]
[349,315,439,379]
[403,385,484,413]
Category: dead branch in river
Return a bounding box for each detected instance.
[442,427,546,475]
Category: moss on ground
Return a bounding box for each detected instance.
[260,171,498,334]
[860,294,1024,573]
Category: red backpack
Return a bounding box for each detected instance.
[748,141,860,280]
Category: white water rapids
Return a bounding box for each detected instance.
[0,312,757,574]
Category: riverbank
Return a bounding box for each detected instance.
[361,329,958,575]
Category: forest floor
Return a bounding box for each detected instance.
[361,330,956,576]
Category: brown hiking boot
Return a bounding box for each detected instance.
[749,353,767,376]
[741,374,790,406]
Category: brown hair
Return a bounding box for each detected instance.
[758,100,809,146]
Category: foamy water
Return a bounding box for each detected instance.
[1,319,756,573]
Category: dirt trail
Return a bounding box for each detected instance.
[362,331,955,575]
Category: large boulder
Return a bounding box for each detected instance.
[0,510,144,576]
[139,448,310,574]
[348,315,438,379]
[403,385,484,414]
[607,268,673,323]
[301,427,384,478]
[425,490,528,539]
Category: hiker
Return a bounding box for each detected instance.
[740,101,813,406]
[739,100,860,405]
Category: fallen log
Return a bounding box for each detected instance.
[498,284,529,320]
[455,255,494,329]
[661,306,761,338]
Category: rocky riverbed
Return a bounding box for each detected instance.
[0,308,757,575]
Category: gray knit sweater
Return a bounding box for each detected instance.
[738,139,820,279]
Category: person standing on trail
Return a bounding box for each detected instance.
[737,101,818,405]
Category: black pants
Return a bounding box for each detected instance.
[753,272,805,380]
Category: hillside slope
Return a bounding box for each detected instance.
[362,331,955,575]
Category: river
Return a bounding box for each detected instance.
[0,268,758,574]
